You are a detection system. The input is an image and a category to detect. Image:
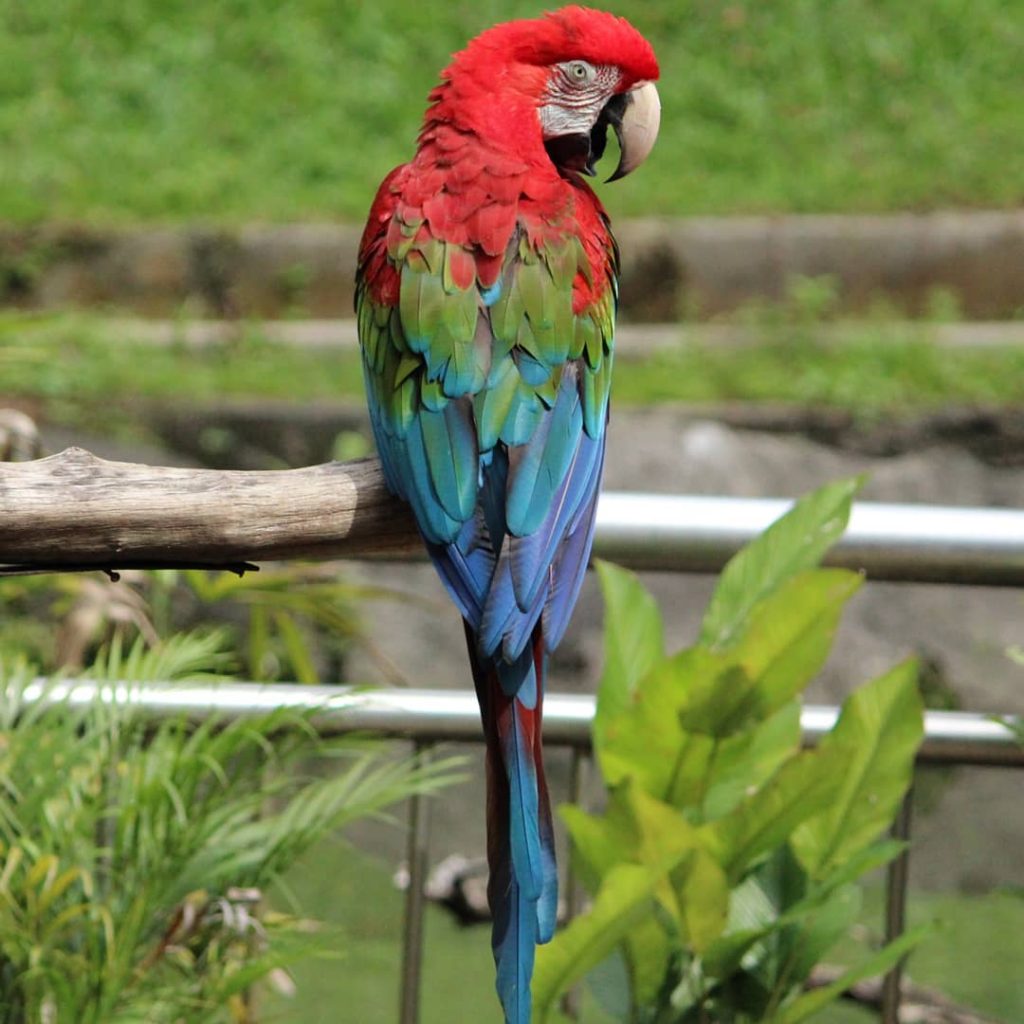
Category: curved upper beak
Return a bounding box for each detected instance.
[606,81,661,182]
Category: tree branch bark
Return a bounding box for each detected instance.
[0,447,422,574]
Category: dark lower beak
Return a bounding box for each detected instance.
[543,133,594,177]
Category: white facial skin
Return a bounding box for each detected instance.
[538,60,622,139]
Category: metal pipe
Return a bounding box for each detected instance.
[22,682,1023,767]
[881,790,914,1023]
[399,742,433,1024]
[594,493,1024,586]
[802,706,1023,767]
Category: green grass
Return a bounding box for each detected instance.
[3,314,1023,437]
[0,0,1021,224]
[266,844,499,1024]
[268,844,1024,1023]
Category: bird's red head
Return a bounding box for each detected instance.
[460,6,659,93]
[425,6,660,181]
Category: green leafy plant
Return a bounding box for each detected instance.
[534,479,927,1022]
[180,566,394,684]
[0,633,460,1022]
[0,562,399,685]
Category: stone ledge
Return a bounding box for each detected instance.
[3,210,1023,320]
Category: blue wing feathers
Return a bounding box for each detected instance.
[506,369,584,537]
[420,399,478,521]
[403,417,462,542]
[543,431,606,650]
[500,565,550,664]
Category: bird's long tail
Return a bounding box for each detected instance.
[466,623,557,1024]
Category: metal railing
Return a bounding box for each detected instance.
[592,493,1024,586]
[22,680,1024,767]
[16,492,1024,1022]
[24,679,1024,1024]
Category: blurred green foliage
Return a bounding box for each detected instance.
[0,563,385,684]
[0,0,1020,223]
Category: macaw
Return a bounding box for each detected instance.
[356,8,659,1021]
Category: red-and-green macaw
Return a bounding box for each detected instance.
[356,8,659,1021]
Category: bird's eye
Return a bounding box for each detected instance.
[565,60,594,84]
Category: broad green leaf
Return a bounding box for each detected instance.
[701,747,844,883]
[701,702,802,821]
[563,782,721,910]
[625,784,729,948]
[623,917,675,1007]
[784,840,907,920]
[711,843,908,990]
[770,923,931,1024]
[596,646,723,796]
[534,864,668,1021]
[719,844,812,988]
[700,478,861,650]
[627,783,704,869]
[702,926,770,979]
[793,659,922,877]
[668,958,708,1014]
[663,730,719,809]
[561,799,639,891]
[751,842,808,920]
[594,561,665,749]
[775,884,862,986]
[585,949,633,1020]
[683,570,861,737]
[675,840,729,952]
[727,872,782,934]
[551,787,725,1016]
[738,570,862,690]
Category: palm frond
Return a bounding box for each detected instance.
[0,630,462,1020]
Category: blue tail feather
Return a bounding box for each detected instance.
[469,626,557,1024]
[492,875,537,1024]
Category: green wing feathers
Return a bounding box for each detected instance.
[358,221,615,543]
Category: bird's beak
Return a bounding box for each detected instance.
[547,80,661,181]
[606,81,661,182]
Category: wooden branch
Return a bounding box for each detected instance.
[0,447,421,574]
